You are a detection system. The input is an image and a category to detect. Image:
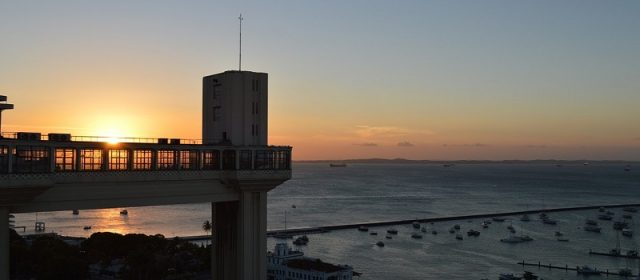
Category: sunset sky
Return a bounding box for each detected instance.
[1,1,639,160]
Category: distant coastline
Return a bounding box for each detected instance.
[295,158,639,164]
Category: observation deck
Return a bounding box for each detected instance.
[0,132,292,213]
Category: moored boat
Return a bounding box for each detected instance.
[584,225,602,233]
[577,266,601,275]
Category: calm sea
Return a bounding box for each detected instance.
[13,162,640,279]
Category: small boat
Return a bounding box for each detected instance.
[412,222,421,229]
[455,234,463,240]
[481,222,489,229]
[467,229,480,237]
[329,163,347,167]
[500,235,533,243]
[385,235,392,240]
[83,226,92,230]
[598,214,612,221]
[520,214,530,222]
[618,268,633,277]
[613,221,629,230]
[522,271,538,280]
[507,224,515,231]
[557,237,569,242]
[431,230,438,235]
[584,225,602,233]
[120,209,128,215]
[542,219,557,225]
[498,274,521,280]
[606,210,615,216]
[623,207,638,213]
[375,241,384,247]
[369,231,378,236]
[577,266,600,275]
[626,250,638,257]
[358,226,369,232]
[555,231,564,237]
[420,227,427,233]
[585,219,598,226]
[538,213,548,219]
[448,228,455,234]
[411,233,423,239]
[492,217,506,222]
[622,228,633,237]
[453,224,460,230]
[293,236,309,246]
[72,210,79,215]
[599,207,606,213]
[386,229,398,235]
[624,167,631,171]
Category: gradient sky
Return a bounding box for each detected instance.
[1,1,639,160]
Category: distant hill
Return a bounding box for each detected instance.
[294,158,638,165]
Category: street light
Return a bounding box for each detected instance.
[0,95,15,136]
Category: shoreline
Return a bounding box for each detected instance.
[177,202,640,241]
[19,202,640,242]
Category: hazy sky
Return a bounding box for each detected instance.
[1,1,639,160]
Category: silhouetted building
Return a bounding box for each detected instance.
[203,71,268,146]
[267,243,354,280]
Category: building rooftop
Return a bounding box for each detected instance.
[285,258,348,274]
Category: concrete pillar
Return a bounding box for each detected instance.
[1,207,10,280]
[211,190,268,280]
[238,190,267,280]
[212,201,238,280]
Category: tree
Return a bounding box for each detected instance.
[202,220,212,234]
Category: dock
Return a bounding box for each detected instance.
[589,249,640,259]
[265,203,640,237]
[517,261,636,277]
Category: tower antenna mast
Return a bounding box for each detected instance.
[238,14,243,71]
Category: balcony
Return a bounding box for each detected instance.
[0,132,292,176]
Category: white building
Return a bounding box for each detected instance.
[202,71,268,146]
[267,243,354,280]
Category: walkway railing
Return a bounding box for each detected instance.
[0,134,292,174]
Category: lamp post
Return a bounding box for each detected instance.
[0,95,14,136]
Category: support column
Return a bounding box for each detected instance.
[212,201,239,280]
[238,190,267,280]
[1,207,10,280]
[211,190,268,280]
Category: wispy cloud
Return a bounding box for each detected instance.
[524,144,547,149]
[442,143,489,148]
[397,141,414,147]
[354,125,433,139]
[353,142,378,147]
